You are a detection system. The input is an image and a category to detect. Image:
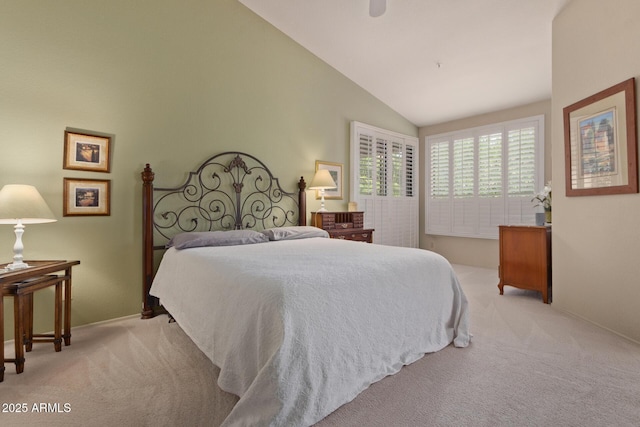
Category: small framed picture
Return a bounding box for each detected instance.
[63,178,111,216]
[315,161,343,200]
[63,131,112,172]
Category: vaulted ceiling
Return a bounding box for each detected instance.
[239,0,569,127]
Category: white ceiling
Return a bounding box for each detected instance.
[238,0,568,127]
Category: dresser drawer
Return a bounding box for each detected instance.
[334,222,353,230]
[312,212,363,230]
[328,228,374,243]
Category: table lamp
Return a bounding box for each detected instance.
[309,169,337,213]
[0,184,57,271]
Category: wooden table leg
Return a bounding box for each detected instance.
[1,293,5,382]
[63,268,72,346]
[24,293,33,352]
[54,281,62,352]
[13,295,25,374]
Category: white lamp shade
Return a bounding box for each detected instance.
[309,169,337,190]
[0,184,57,224]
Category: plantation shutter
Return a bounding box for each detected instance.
[351,121,419,247]
[376,137,388,197]
[477,131,504,236]
[506,121,538,224]
[452,137,476,236]
[405,144,415,197]
[427,139,451,235]
[359,133,374,196]
[425,115,544,239]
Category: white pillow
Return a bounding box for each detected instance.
[261,226,329,241]
[167,230,268,249]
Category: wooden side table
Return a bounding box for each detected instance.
[1,260,80,382]
[311,211,375,243]
[498,225,551,303]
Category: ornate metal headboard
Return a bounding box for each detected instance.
[141,151,307,318]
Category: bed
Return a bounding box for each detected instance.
[141,152,471,427]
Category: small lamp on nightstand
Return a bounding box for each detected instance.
[0,184,57,271]
[309,169,336,213]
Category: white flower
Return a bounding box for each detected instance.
[532,181,552,210]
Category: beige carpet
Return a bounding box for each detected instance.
[2,264,640,426]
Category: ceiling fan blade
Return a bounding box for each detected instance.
[369,0,386,17]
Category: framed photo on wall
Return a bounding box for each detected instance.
[63,130,112,173]
[563,78,638,196]
[63,178,111,216]
[315,161,343,200]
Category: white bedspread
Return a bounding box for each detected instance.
[150,238,470,426]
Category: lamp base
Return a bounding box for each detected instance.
[5,261,30,271]
[6,220,32,271]
[317,189,329,213]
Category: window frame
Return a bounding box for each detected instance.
[425,115,545,239]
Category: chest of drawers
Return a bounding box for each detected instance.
[498,225,552,303]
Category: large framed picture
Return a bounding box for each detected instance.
[63,178,111,216]
[315,161,343,200]
[563,78,638,196]
[63,131,112,173]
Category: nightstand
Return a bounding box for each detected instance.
[1,260,80,381]
[498,225,551,303]
[311,211,374,243]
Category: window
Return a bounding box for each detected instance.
[425,115,544,239]
[351,121,419,247]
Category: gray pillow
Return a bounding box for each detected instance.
[167,230,268,249]
[261,226,329,241]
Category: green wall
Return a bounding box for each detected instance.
[0,0,416,337]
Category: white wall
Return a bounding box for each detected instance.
[552,0,640,343]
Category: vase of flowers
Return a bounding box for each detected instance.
[532,182,552,224]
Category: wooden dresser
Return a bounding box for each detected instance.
[312,211,374,243]
[498,225,552,303]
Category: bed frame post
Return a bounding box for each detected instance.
[298,176,306,226]
[141,164,156,319]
